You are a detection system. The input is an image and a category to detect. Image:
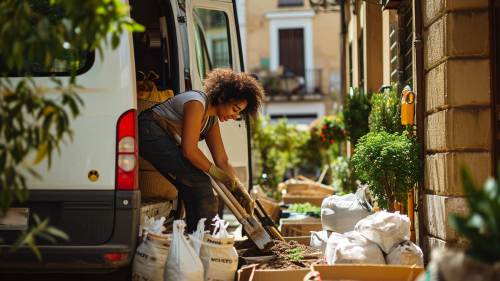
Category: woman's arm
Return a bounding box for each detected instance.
[205,121,237,178]
[181,100,212,172]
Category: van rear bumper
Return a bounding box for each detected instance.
[0,244,132,272]
[0,190,140,273]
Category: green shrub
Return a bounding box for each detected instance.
[369,86,402,134]
[251,116,309,198]
[449,168,500,264]
[351,132,420,210]
[331,156,356,194]
[343,88,371,145]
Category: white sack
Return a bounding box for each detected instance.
[354,211,410,253]
[132,232,171,281]
[321,188,372,233]
[386,241,423,266]
[164,220,204,281]
[325,231,385,265]
[310,230,331,253]
[189,216,238,281]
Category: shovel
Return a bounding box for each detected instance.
[207,176,277,250]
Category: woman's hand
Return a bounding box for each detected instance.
[208,164,254,215]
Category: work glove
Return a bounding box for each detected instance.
[208,164,254,215]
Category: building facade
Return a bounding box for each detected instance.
[340,0,496,258]
[238,0,341,125]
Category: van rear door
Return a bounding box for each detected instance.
[0,27,137,247]
[185,0,251,187]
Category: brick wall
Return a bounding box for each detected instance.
[422,0,491,252]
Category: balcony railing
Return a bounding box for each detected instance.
[255,68,324,101]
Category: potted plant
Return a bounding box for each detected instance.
[351,131,420,211]
[343,88,371,146]
[369,85,403,134]
[313,115,346,184]
[419,168,500,281]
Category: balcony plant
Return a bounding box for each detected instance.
[351,131,420,211]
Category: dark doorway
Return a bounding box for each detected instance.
[278,28,305,77]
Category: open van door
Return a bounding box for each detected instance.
[185,0,251,188]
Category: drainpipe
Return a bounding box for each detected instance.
[339,0,347,104]
[412,0,426,261]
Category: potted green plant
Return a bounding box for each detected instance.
[343,88,371,146]
[419,168,500,281]
[369,85,403,134]
[351,131,420,211]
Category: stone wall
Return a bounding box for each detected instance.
[422,0,491,251]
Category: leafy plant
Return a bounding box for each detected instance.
[251,116,309,199]
[286,247,305,261]
[288,203,321,217]
[343,88,371,145]
[351,132,420,211]
[331,156,356,194]
[0,0,143,259]
[369,85,402,134]
[449,168,500,264]
[318,115,346,146]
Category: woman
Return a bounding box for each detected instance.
[139,68,264,232]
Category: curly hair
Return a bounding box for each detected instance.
[203,68,265,117]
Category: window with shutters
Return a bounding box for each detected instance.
[388,1,413,88]
[278,28,305,77]
[401,3,413,87]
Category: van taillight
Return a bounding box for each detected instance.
[116,109,138,190]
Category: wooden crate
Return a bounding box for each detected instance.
[279,217,322,237]
[282,194,328,206]
[285,182,333,196]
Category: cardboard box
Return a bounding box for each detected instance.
[312,264,424,281]
[237,266,310,281]
[139,170,178,199]
[237,237,424,281]
[280,217,322,237]
[237,264,425,281]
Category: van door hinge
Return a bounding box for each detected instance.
[177,16,186,23]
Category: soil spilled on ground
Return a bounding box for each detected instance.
[238,239,324,270]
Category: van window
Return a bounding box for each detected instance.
[193,8,232,78]
[0,1,94,77]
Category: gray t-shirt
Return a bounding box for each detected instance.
[151,90,217,140]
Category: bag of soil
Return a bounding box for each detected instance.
[310,230,331,253]
[164,220,204,281]
[320,187,372,233]
[190,216,238,281]
[325,231,385,265]
[386,240,423,266]
[354,211,410,253]
[132,216,171,281]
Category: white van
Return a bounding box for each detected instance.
[0,0,250,272]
